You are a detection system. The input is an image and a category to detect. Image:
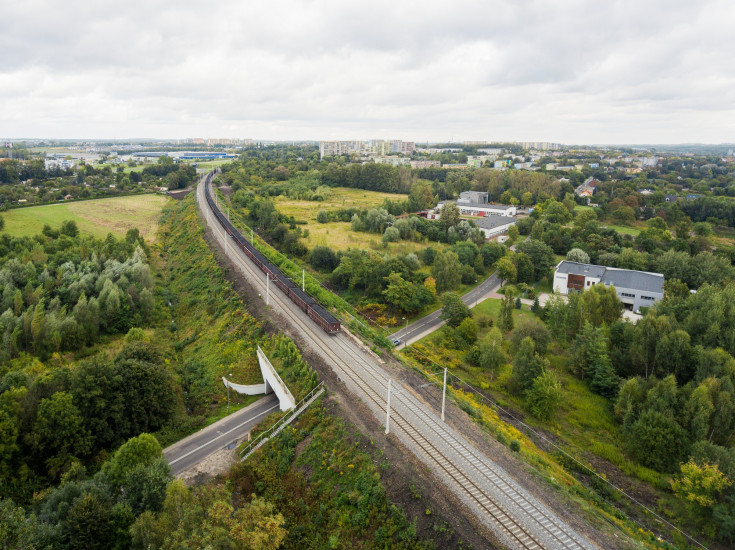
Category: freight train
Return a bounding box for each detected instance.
[203,170,340,334]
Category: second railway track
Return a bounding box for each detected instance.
[198,174,596,550]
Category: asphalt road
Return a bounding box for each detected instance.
[164,394,280,477]
[389,272,500,346]
[195,175,595,549]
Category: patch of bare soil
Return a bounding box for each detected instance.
[178,446,239,486]
[168,188,194,200]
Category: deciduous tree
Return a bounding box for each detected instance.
[440,292,471,328]
[431,250,461,292]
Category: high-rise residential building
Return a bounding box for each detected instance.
[319,140,415,159]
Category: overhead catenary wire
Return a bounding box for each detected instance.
[410,345,709,550]
[208,175,707,549]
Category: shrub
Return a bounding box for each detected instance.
[316,210,330,223]
[382,226,400,243]
[308,246,338,272]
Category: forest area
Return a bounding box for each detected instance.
[0,194,448,549]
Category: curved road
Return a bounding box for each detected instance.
[390,272,500,346]
[197,175,596,550]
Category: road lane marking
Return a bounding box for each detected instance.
[168,403,280,466]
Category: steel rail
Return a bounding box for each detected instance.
[198,174,592,550]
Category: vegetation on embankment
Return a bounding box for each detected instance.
[228,402,449,550]
[1,183,448,549]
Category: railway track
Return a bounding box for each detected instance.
[197,176,595,550]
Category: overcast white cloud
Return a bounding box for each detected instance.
[1,0,734,143]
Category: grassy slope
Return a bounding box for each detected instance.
[160,193,443,548]
[3,194,168,241]
[601,224,642,236]
[407,301,680,549]
[573,204,643,236]
[229,402,448,549]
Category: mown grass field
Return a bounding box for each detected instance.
[2,194,169,241]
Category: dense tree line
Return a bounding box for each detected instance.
[0,226,156,363]
[0,338,176,501]
[141,157,197,190]
[536,281,735,540]
[1,433,174,550]
[521,201,735,290]
[0,156,196,208]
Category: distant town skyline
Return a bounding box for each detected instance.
[2,1,733,143]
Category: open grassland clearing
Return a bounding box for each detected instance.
[601,223,642,236]
[3,194,168,241]
[274,186,408,221]
[275,187,450,255]
[305,220,449,256]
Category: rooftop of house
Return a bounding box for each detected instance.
[555,261,664,294]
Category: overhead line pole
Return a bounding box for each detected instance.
[385,379,392,434]
[441,368,447,422]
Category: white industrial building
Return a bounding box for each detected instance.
[473,215,516,239]
[553,261,664,312]
[437,191,517,217]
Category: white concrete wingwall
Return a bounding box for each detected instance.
[222,348,296,412]
[257,347,296,411]
[222,378,266,395]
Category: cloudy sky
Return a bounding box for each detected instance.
[1,0,733,144]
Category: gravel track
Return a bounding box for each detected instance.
[198,176,597,550]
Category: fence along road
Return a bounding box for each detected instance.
[197,176,597,550]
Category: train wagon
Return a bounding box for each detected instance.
[204,172,340,335]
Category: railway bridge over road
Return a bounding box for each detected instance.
[222,347,296,412]
[197,174,598,550]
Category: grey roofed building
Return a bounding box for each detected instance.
[555,261,606,279]
[600,268,664,294]
[437,191,518,217]
[455,191,515,211]
[473,215,517,230]
[456,200,516,211]
[458,191,488,203]
[472,215,517,238]
[553,260,664,312]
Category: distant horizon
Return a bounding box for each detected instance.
[3,137,735,149]
[2,1,733,145]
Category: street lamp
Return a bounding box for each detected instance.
[402,317,407,329]
[227,373,233,412]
